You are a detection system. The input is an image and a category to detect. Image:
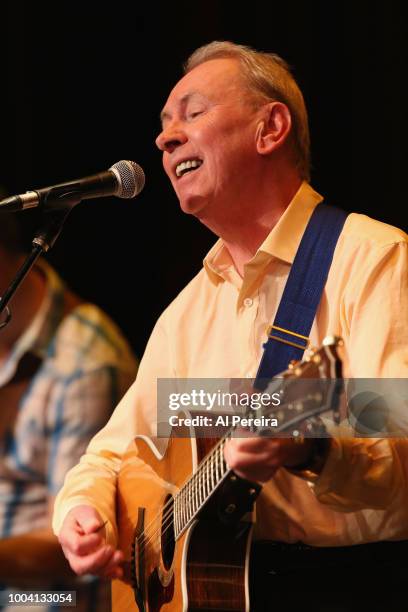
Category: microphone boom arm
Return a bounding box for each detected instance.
[0,207,73,323]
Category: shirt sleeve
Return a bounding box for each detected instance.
[312,239,408,510]
[47,367,124,496]
[52,315,171,546]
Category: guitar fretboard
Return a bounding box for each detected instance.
[173,436,229,539]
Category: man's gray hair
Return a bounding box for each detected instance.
[184,41,311,181]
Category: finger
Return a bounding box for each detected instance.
[224,442,281,482]
[226,449,275,470]
[225,441,281,466]
[227,449,279,480]
[76,513,105,535]
[67,544,116,577]
[231,465,278,483]
[100,550,125,579]
[104,566,124,580]
[64,505,105,536]
[228,436,281,452]
[61,531,105,557]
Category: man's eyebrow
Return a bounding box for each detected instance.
[159,109,171,124]
[159,92,203,125]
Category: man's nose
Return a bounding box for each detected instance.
[155,123,187,153]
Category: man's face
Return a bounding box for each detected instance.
[156,58,263,223]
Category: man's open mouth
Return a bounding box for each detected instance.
[176,159,203,177]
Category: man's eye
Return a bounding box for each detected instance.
[188,110,203,119]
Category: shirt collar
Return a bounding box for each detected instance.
[258,181,323,264]
[203,182,324,284]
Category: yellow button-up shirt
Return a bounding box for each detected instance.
[53,182,408,547]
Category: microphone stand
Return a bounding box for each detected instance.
[0,195,79,328]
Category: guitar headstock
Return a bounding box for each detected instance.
[282,335,343,380]
[251,336,344,438]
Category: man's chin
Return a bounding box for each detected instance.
[178,195,208,217]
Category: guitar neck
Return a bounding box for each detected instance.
[174,435,231,539]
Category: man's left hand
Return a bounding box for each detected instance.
[224,436,315,482]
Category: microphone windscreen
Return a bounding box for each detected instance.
[110,160,145,198]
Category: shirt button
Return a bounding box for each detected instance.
[243,298,253,307]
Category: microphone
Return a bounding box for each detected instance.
[0,160,145,213]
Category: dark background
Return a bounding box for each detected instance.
[2,1,406,358]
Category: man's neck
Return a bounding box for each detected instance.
[209,177,303,277]
[222,214,283,277]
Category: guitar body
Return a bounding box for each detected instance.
[112,431,252,611]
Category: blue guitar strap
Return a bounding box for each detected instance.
[254,202,348,390]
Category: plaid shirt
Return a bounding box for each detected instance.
[0,261,137,610]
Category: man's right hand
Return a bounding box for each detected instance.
[58,505,123,580]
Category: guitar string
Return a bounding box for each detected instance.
[136,468,221,556]
[137,461,226,557]
[136,437,229,555]
[136,440,228,555]
[137,434,226,541]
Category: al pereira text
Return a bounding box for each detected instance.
[168,414,278,428]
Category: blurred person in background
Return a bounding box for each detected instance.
[0,210,137,611]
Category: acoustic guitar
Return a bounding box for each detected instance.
[112,336,343,611]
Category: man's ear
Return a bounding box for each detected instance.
[255,101,292,155]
